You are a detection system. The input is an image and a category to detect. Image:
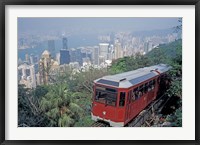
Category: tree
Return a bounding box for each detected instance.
[174,18,182,33]
[18,84,49,127]
[165,107,182,127]
[40,83,83,127]
[32,85,48,99]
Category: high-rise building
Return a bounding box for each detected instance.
[56,53,60,65]
[76,47,83,66]
[70,48,77,62]
[30,65,36,88]
[38,50,51,85]
[86,51,92,62]
[92,46,99,65]
[18,63,36,88]
[48,40,55,57]
[30,54,34,64]
[114,41,122,59]
[63,37,68,50]
[99,43,109,63]
[25,54,29,63]
[109,44,115,60]
[99,56,105,66]
[36,73,41,86]
[60,37,70,65]
[60,49,70,65]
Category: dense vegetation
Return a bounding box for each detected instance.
[18,39,182,127]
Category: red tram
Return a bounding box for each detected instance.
[91,64,171,127]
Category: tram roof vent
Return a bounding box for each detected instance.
[150,68,158,72]
[119,78,126,82]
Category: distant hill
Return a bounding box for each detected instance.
[146,39,182,63]
[132,28,174,37]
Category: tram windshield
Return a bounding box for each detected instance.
[94,86,117,106]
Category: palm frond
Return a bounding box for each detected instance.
[69,102,83,114]
[46,107,59,119]
[58,114,74,127]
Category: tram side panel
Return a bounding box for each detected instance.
[124,77,159,126]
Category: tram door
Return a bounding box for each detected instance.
[125,91,132,122]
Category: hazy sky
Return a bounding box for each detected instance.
[18,17,181,35]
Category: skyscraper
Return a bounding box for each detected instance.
[99,43,109,63]
[25,54,29,63]
[18,63,36,88]
[70,48,77,62]
[63,37,68,50]
[92,46,99,65]
[60,37,70,65]
[30,54,34,64]
[60,49,70,65]
[56,53,60,65]
[48,40,55,57]
[38,50,51,85]
[76,47,83,66]
[30,65,36,88]
[114,41,122,59]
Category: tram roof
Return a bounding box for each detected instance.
[94,64,171,88]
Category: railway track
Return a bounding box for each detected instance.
[127,94,169,127]
[91,121,110,127]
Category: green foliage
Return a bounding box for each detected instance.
[109,58,127,74]
[58,114,74,127]
[46,107,60,119]
[166,79,182,98]
[32,85,48,99]
[39,83,83,127]
[147,39,182,65]
[109,53,153,74]
[166,107,182,127]
[18,84,49,127]
[74,115,95,127]
[165,40,182,98]
[69,102,83,115]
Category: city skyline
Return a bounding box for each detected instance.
[18,17,182,88]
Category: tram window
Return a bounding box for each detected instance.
[95,91,106,101]
[149,80,155,90]
[119,92,126,107]
[152,79,156,89]
[144,83,148,93]
[106,94,117,106]
[148,81,153,91]
[134,87,139,100]
[95,89,117,106]
[139,85,144,97]
[132,89,135,101]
